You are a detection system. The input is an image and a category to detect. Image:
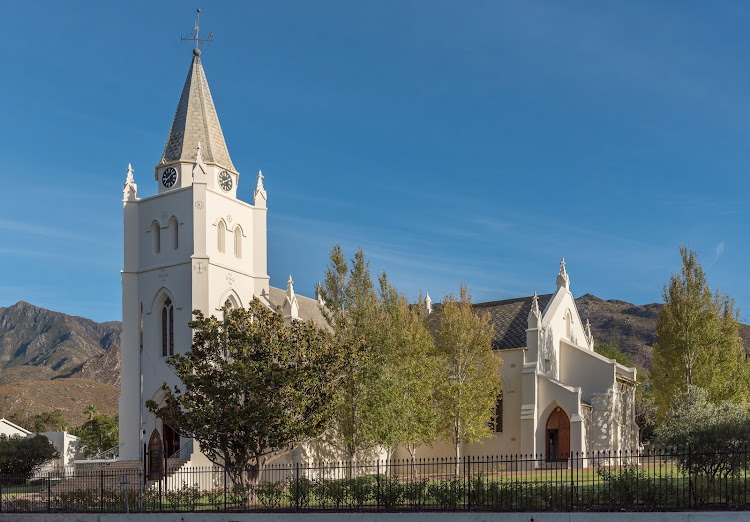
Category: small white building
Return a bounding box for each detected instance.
[40,431,82,472]
[0,418,32,439]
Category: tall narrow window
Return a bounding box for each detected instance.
[565,311,572,339]
[151,221,161,254]
[492,393,503,433]
[217,221,225,253]
[169,216,178,250]
[162,297,173,356]
[234,227,242,258]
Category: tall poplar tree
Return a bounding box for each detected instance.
[652,246,749,419]
[434,283,502,473]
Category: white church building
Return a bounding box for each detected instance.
[118,48,638,474]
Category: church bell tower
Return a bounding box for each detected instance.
[119,41,270,463]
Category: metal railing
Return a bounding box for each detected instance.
[1,448,749,513]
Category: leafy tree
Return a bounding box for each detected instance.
[319,245,379,460]
[84,404,98,421]
[364,277,438,463]
[72,413,118,457]
[147,299,354,487]
[595,342,656,441]
[434,283,502,473]
[656,386,750,496]
[652,246,750,419]
[0,435,58,480]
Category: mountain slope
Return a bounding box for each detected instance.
[575,293,750,369]
[0,301,120,386]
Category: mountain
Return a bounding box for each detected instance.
[0,301,121,386]
[575,294,750,369]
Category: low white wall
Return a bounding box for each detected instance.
[6,512,750,522]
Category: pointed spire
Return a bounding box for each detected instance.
[195,140,204,166]
[283,275,299,322]
[584,319,594,348]
[316,282,326,307]
[528,291,542,328]
[254,169,267,207]
[287,275,295,298]
[556,257,570,290]
[160,54,235,172]
[425,292,433,315]
[123,163,138,202]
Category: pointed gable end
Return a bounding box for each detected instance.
[160,54,235,172]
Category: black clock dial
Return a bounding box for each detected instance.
[218,171,233,192]
[162,167,177,188]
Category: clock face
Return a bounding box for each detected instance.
[162,167,177,188]
[218,171,233,192]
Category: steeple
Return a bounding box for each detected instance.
[556,257,570,290]
[159,52,235,173]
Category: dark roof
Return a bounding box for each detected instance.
[427,294,553,350]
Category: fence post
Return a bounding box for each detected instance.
[295,462,300,512]
[100,469,104,512]
[376,459,380,511]
[47,472,51,512]
[223,467,227,512]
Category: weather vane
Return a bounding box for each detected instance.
[181,8,214,52]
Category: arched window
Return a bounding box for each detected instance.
[492,392,503,433]
[565,310,572,339]
[151,221,161,254]
[168,216,178,250]
[234,227,242,258]
[217,221,225,253]
[162,297,174,356]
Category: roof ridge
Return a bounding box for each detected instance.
[473,293,553,308]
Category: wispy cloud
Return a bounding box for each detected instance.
[713,240,726,264]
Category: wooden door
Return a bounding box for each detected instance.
[546,407,570,461]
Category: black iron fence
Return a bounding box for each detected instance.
[2,449,750,513]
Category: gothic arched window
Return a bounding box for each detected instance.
[162,297,174,356]
[217,221,226,253]
[169,216,178,250]
[234,227,242,258]
[151,221,161,254]
[565,310,572,339]
[492,392,503,433]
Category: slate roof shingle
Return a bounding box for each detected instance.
[427,294,553,350]
[160,55,235,172]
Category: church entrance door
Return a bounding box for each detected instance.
[163,421,180,459]
[147,430,163,479]
[545,407,570,462]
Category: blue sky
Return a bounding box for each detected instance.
[2,1,749,323]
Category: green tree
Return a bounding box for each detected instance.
[0,435,58,480]
[72,413,118,457]
[364,277,438,463]
[656,386,750,498]
[434,283,502,473]
[319,245,379,460]
[84,404,98,421]
[147,299,354,487]
[652,246,750,419]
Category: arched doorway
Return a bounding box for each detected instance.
[147,429,163,479]
[545,407,570,462]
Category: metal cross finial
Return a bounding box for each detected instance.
[181,8,214,52]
